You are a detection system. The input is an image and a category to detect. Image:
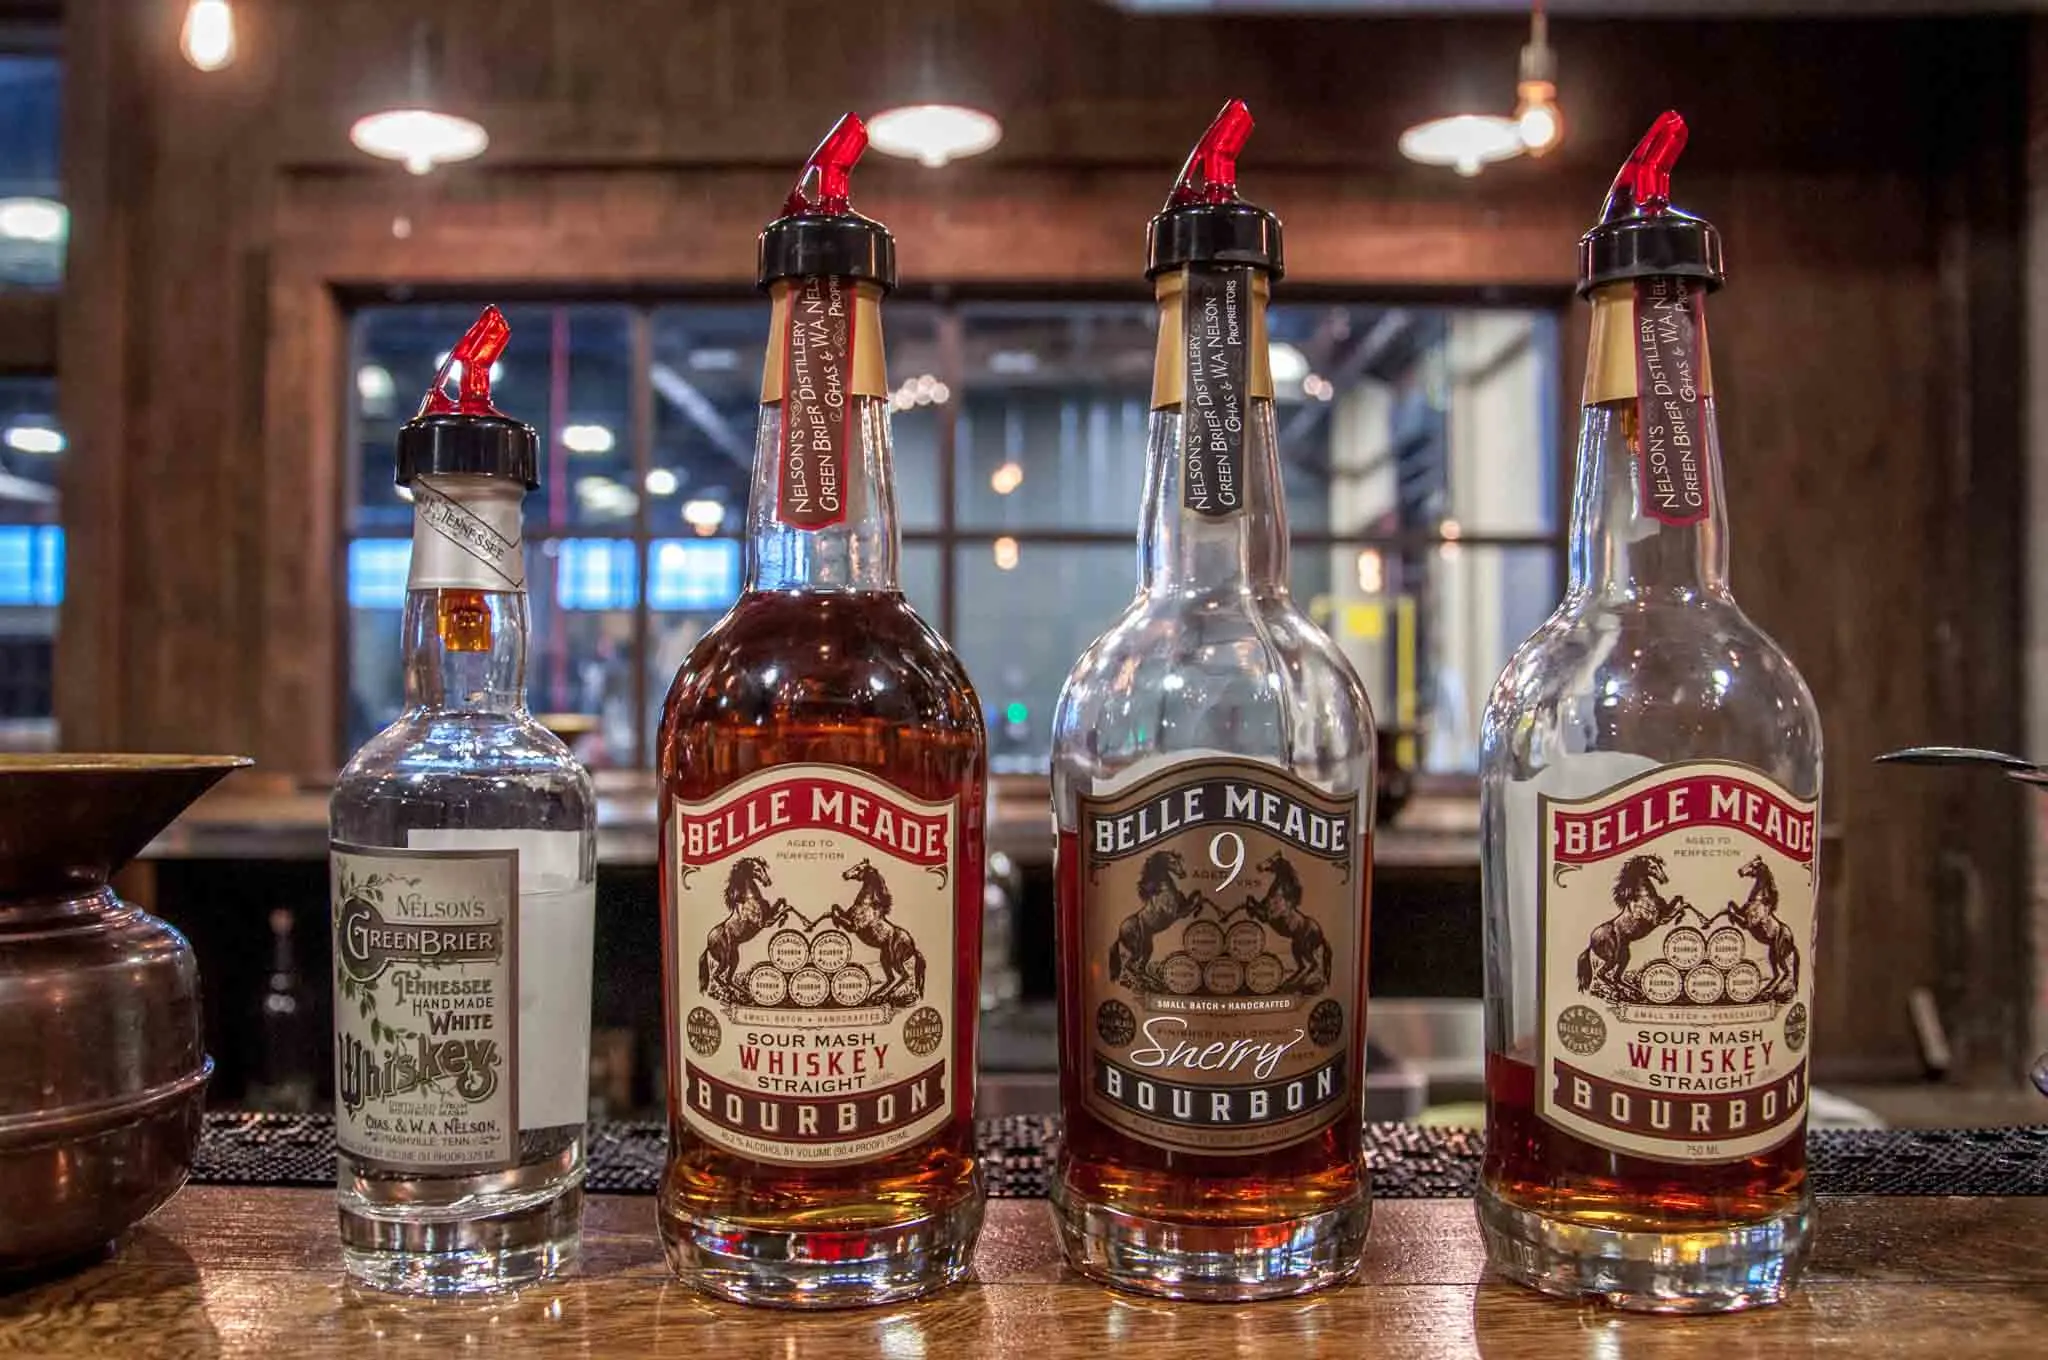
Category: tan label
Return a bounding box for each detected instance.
[331,844,519,1170]
[1537,761,1818,1162]
[1079,759,1362,1155]
[1583,282,1715,407]
[1151,269,1274,408]
[670,765,957,1165]
[760,279,888,403]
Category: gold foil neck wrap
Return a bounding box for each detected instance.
[760,279,889,403]
[1583,282,1716,407]
[1152,269,1274,409]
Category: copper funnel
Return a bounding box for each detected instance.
[0,754,250,899]
[0,753,249,1271]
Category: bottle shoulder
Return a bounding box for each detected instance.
[1480,596,1821,785]
[1052,590,1373,779]
[661,590,983,731]
[334,712,597,806]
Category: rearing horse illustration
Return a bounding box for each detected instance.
[1108,851,1210,986]
[1237,851,1334,992]
[1730,856,1800,1002]
[1576,854,1684,996]
[831,859,926,1005]
[700,857,797,1000]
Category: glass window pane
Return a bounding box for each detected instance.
[351,305,635,532]
[950,542,1134,773]
[525,539,638,767]
[0,377,60,733]
[882,307,943,531]
[0,55,63,289]
[1270,305,1560,538]
[953,304,1154,532]
[902,542,941,626]
[346,538,643,767]
[649,302,942,537]
[1300,543,1559,775]
[648,304,762,541]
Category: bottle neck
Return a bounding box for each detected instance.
[402,475,529,715]
[1569,278,1729,604]
[745,276,900,593]
[1140,264,1288,595]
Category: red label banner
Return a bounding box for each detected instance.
[684,1059,947,1144]
[1551,1057,1807,1144]
[1550,773,1816,865]
[674,775,952,866]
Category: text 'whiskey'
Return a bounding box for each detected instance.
[655,114,988,1309]
[1476,112,1824,1313]
[329,308,599,1295]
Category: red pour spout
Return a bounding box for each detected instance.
[1168,99,1254,207]
[420,305,511,417]
[1600,110,1688,222]
[786,112,868,216]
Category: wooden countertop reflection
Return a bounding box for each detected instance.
[141,774,1484,871]
[1,1190,2041,1357]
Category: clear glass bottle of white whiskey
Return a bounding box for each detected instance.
[330,308,597,1295]
[1049,101,1376,1300]
[1477,113,1824,1312]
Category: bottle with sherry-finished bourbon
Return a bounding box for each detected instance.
[1477,112,1824,1312]
[1049,101,1376,1300]
[656,113,987,1308]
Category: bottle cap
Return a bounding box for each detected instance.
[758,112,897,292]
[1578,110,1723,296]
[1146,99,1284,280]
[395,306,540,489]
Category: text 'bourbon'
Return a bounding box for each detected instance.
[1477,112,1823,1313]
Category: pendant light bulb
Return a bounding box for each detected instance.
[181,0,236,72]
[1515,4,1563,155]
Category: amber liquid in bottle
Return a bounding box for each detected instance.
[1054,830,1373,1223]
[656,276,986,1307]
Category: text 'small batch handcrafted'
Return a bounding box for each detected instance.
[328,102,1822,1314]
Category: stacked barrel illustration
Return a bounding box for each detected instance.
[745,929,875,1008]
[1631,923,1763,1007]
[1159,919,1291,997]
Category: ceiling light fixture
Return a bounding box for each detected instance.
[350,24,489,176]
[1400,1,1563,176]
[180,0,236,72]
[1268,342,1310,387]
[867,103,1002,168]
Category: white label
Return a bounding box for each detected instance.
[1535,761,1819,1163]
[331,844,519,1168]
[408,475,525,592]
[408,829,594,1131]
[669,765,958,1166]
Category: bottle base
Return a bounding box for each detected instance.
[339,1182,583,1296]
[1049,1175,1371,1301]
[1476,1182,1812,1313]
[660,1189,984,1309]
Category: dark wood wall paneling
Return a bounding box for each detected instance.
[57,0,2032,1079]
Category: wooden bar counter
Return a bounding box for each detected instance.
[4,1189,2042,1357]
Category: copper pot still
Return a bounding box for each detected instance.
[0,754,246,1271]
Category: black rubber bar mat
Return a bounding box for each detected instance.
[192,1113,2048,1197]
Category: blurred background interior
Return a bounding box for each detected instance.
[4,0,2044,1128]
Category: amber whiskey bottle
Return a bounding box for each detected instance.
[655,114,987,1308]
[1048,101,1377,1300]
[1477,113,1824,1312]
